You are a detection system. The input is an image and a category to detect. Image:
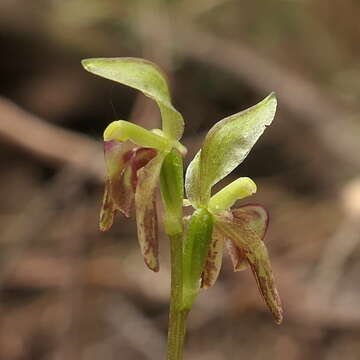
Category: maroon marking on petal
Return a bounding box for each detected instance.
[99,179,116,231]
[104,140,117,152]
[139,198,159,272]
[130,148,158,190]
[215,218,282,323]
[232,203,269,240]
[226,239,247,271]
[132,148,158,169]
[134,152,163,273]
[247,253,283,324]
[201,230,224,289]
[122,149,135,163]
[201,259,218,288]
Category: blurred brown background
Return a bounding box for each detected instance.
[1,0,360,359]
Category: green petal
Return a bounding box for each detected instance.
[82,57,184,140]
[104,120,171,152]
[208,177,257,212]
[216,213,283,324]
[201,228,224,289]
[135,153,165,272]
[186,94,276,206]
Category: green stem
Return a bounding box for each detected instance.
[167,233,188,360]
[160,149,188,359]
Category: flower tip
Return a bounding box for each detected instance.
[268,91,276,100]
[265,91,277,104]
[99,224,110,232]
[177,142,188,157]
[274,309,284,325]
[81,59,93,72]
[245,177,257,195]
[145,259,160,272]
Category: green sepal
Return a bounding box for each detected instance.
[160,149,184,235]
[182,208,214,310]
[186,93,276,206]
[82,57,184,140]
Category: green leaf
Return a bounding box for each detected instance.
[186,93,277,206]
[182,208,214,310]
[82,57,184,140]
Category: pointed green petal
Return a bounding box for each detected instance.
[201,228,224,289]
[216,214,283,324]
[186,94,276,206]
[135,153,165,272]
[82,57,184,140]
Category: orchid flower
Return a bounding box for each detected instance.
[182,93,283,324]
[82,58,186,272]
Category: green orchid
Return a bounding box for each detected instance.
[183,94,283,324]
[82,56,283,359]
[82,58,186,272]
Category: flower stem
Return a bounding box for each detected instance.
[160,149,188,359]
[167,233,188,360]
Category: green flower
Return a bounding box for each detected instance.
[82,58,186,272]
[182,94,283,324]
